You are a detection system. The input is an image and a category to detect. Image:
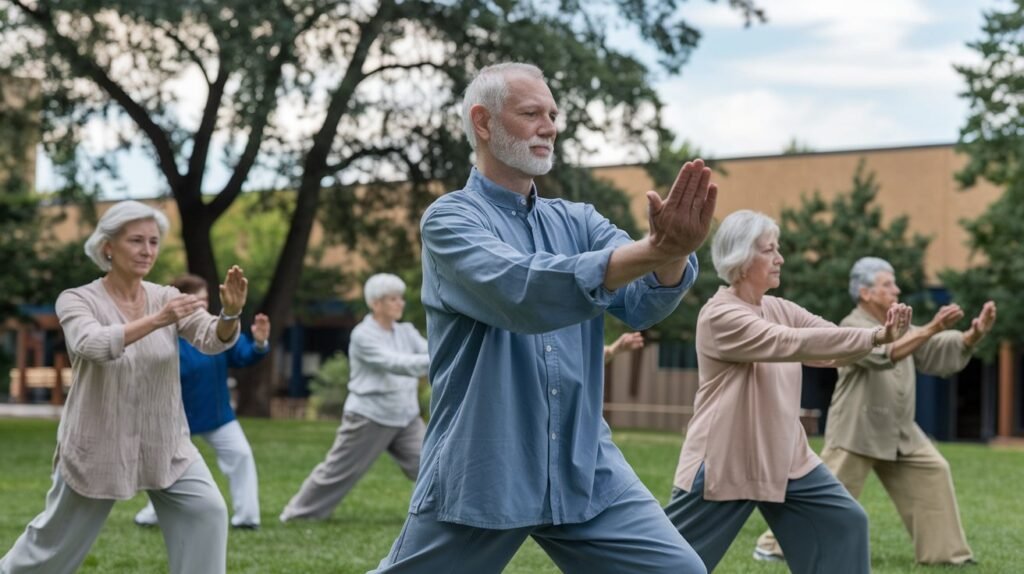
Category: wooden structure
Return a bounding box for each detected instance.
[4,311,70,405]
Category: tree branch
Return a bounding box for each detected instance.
[323,145,405,175]
[13,0,183,189]
[156,23,212,84]
[363,61,441,80]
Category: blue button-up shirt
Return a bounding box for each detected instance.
[410,168,697,528]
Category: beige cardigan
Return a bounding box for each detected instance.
[54,279,238,499]
[673,288,876,502]
[825,306,971,460]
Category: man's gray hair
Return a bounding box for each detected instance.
[364,273,406,307]
[84,200,170,272]
[462,62,545,150]
[848,256,895,303]
[711,210,780,285]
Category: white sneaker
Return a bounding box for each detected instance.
[752,547,785,562]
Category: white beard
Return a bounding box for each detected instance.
[489,119,555,176]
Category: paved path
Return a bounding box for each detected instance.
[0,403,62,419]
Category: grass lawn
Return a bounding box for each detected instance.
[1,417,1021,573]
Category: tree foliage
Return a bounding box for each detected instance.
[942,1,1024,357]
[1,0,764,413]
[773,162,931,324]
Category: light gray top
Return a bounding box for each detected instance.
[54,279,238,499]
[343,314,429,427]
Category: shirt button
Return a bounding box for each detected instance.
[510,210,516,216]
[545,345,552,352]
[551,432,557,440]
[550,388,558,396]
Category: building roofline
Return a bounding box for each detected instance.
[589,141,957,170]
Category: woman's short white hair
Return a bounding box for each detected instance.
[848,257,894,303]
[364,273,406,307]
[462,62,545,150]
[84,200,170,272]
[711,210,780,285]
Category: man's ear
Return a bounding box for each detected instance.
[470,104,492,144]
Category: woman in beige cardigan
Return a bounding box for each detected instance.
[664,210,911,574]
[1,201,248,574]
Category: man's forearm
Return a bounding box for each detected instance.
[604,238,687,291]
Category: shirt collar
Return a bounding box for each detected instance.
[467,167,537,212]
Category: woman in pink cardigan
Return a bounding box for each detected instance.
[665,210,911,573]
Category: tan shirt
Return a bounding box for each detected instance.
[54,279,238,499]
[825,306,971,461]
[674,288,876,502]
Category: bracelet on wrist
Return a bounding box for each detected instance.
[219,309,241,322]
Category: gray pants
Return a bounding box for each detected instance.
[665,463,869,574]
[136,420,261,527]
[372,478,706,574]
[0,458,227,574]
[280,412,425,522]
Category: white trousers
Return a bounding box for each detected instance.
[136,420,260,527]
[0,458,227,574]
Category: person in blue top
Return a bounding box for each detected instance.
[134,273,270,530]
[371,62,718,574]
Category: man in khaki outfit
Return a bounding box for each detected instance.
[754,256,996,566]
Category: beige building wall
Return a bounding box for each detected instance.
[593,144,1002,283]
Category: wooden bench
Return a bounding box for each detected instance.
[8,367,73,405]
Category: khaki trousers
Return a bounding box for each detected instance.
[756,442,973,565]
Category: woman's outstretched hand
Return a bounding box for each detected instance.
[876,303,912,344]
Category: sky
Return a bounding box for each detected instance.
[35,0,1007,197]
[616,0,1006,162]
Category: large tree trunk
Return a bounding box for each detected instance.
[235,176,322,416]
[175,197,222,308]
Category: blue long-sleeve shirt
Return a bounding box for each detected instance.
[179,334,269,434]
[409,168,697,528]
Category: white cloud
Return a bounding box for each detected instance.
[661,88,916,157]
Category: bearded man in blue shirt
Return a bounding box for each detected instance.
[372,62,717,574]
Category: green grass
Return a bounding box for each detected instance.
[1,418,1021,573]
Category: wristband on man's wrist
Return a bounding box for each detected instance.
[219,309,241,322]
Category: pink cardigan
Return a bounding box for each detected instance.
[673,288,876,502]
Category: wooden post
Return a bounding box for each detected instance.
[998,341,1015,439]
[14,326,27,403]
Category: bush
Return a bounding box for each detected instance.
[306,353,349,420]
[307,352,433,422]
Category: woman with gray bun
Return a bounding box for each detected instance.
[0,200,248,574]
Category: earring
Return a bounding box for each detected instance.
[105,253,112,261]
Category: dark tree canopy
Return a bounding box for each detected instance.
[773,163,931,325]
[943,1,1024,357]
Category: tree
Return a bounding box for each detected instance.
[1,0,764,414]
[773,162,931,324]
[782,137,814,155]
[942,0,1024,358]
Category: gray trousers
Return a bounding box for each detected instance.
[372,478,706,574]
[0,458,227,574]
[136,420,261,527]
[665,463,869,574]
[280,412,425,522]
